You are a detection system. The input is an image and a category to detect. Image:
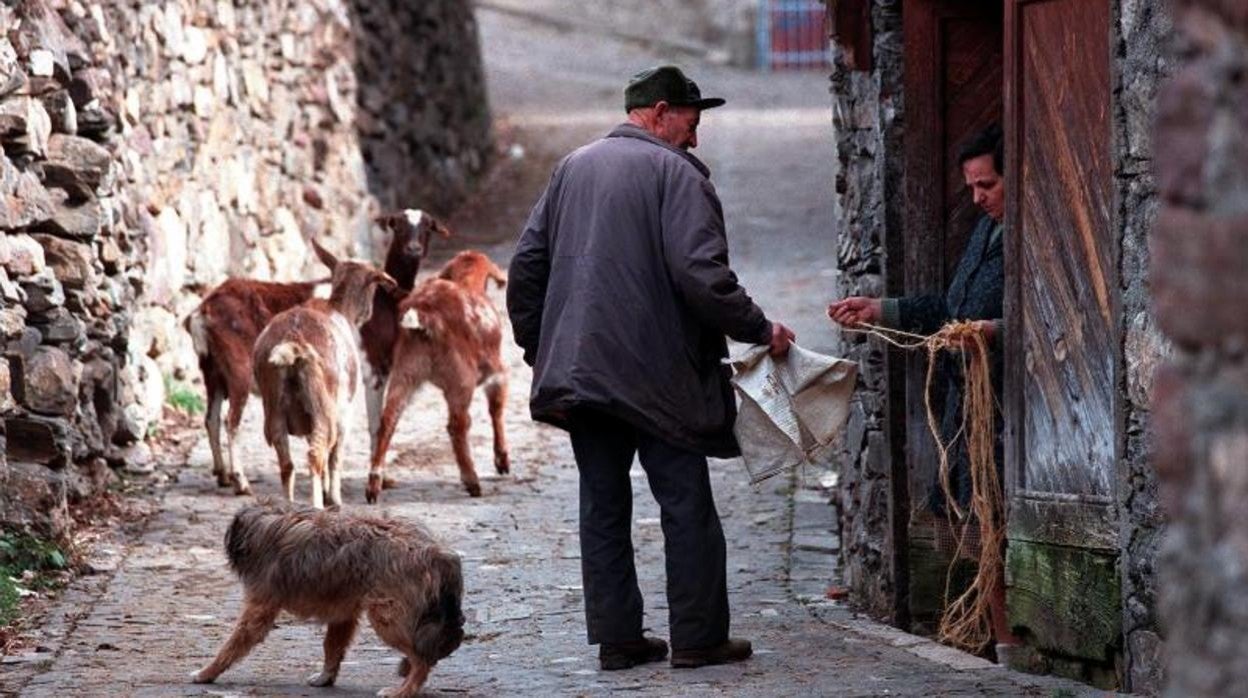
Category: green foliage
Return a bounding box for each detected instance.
[0,531,71,625]
[164,375,205,415]
[0,572,19,626]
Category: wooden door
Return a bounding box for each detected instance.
[1004,0,1120,664]
[901,0,1003,629]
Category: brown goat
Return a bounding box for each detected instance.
[252,242,396,508]
[183,210,446,494]
[366,251,510,502]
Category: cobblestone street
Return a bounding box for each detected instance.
[4,4,1098,696]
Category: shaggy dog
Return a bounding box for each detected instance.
[192,500,464,696]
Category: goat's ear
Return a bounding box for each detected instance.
[311,239,339,271]
[376,273,401,299]
[490,265,508,289]
[433,220,453,239]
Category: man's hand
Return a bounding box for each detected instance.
[769,322,796,357]
[826,297,882,328]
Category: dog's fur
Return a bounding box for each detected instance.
[192,500,465,696]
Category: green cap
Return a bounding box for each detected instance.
[624,65,726,112]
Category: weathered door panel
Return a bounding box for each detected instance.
[1005,0,1115,542]
[1004,0,1121,672]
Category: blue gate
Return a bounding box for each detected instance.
[756,0,832,71]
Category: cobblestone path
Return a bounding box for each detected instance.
[6,4,1098,696]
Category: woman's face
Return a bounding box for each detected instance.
[962,154,1004,222]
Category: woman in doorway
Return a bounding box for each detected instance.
[826,123,1019,653]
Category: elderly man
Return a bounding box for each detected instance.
[507,65,794,671]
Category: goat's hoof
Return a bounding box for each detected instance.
[214,473,231,488]
[366,474,382,504]
[307,671,336,687]
[495,454,510,475]
[465,481,482,498]
[190,670,214,684]
[396,657,410,677]
[232,483,252,496]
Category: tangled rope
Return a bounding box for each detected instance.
[847,321,1004,654]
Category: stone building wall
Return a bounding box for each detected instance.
[1152,1,1248,695]
[0,0,491,537]
[1113,1,1173,692]
[828,0,903,622]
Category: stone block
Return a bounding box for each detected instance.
[31,234,95,289]
[0,461,70,540]
[18,269,64,314]
[1152,208,1248,346]
[3,233,46,276]
[1155,67,1215,207]
[29,307,84,344]
[0,306,26,339]
[42,133,113,192]
[0,159,56,230]
[0,37,26,99]
[0,359,13,414]
[4,414,70,466]
[15,346,79,416]
[0,96,52,157]
[38,88,76,135]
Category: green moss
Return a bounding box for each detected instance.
[1006,540,1121,663]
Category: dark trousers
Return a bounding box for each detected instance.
[568,409,729,651]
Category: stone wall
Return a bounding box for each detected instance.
[829,0,903,622]
[1152,1,1248,695]
[1113,0,1173,692]
[0,0,491,537]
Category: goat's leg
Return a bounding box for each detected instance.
[225,387,251,495]
[327,424,345,508]
[365,378,384,458]
[191,598,279,684]
[445,390,481,497]
[307,617,358,687]
[204,390,229,487]
[308,429,328,510]
[367,377,418,504]
[484,374,510,475]
[274,431,296,502]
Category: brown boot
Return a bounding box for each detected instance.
[670,638,753,668]
[599,636,669,671]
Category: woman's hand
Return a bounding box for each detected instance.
[827,297,882,328]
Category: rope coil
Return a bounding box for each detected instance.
[847,321,1004,654]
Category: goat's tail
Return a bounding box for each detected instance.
[268,341,311,367]
[185,309,210,359]
[265,342,322,438]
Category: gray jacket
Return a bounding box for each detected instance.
[507,123,773,457]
